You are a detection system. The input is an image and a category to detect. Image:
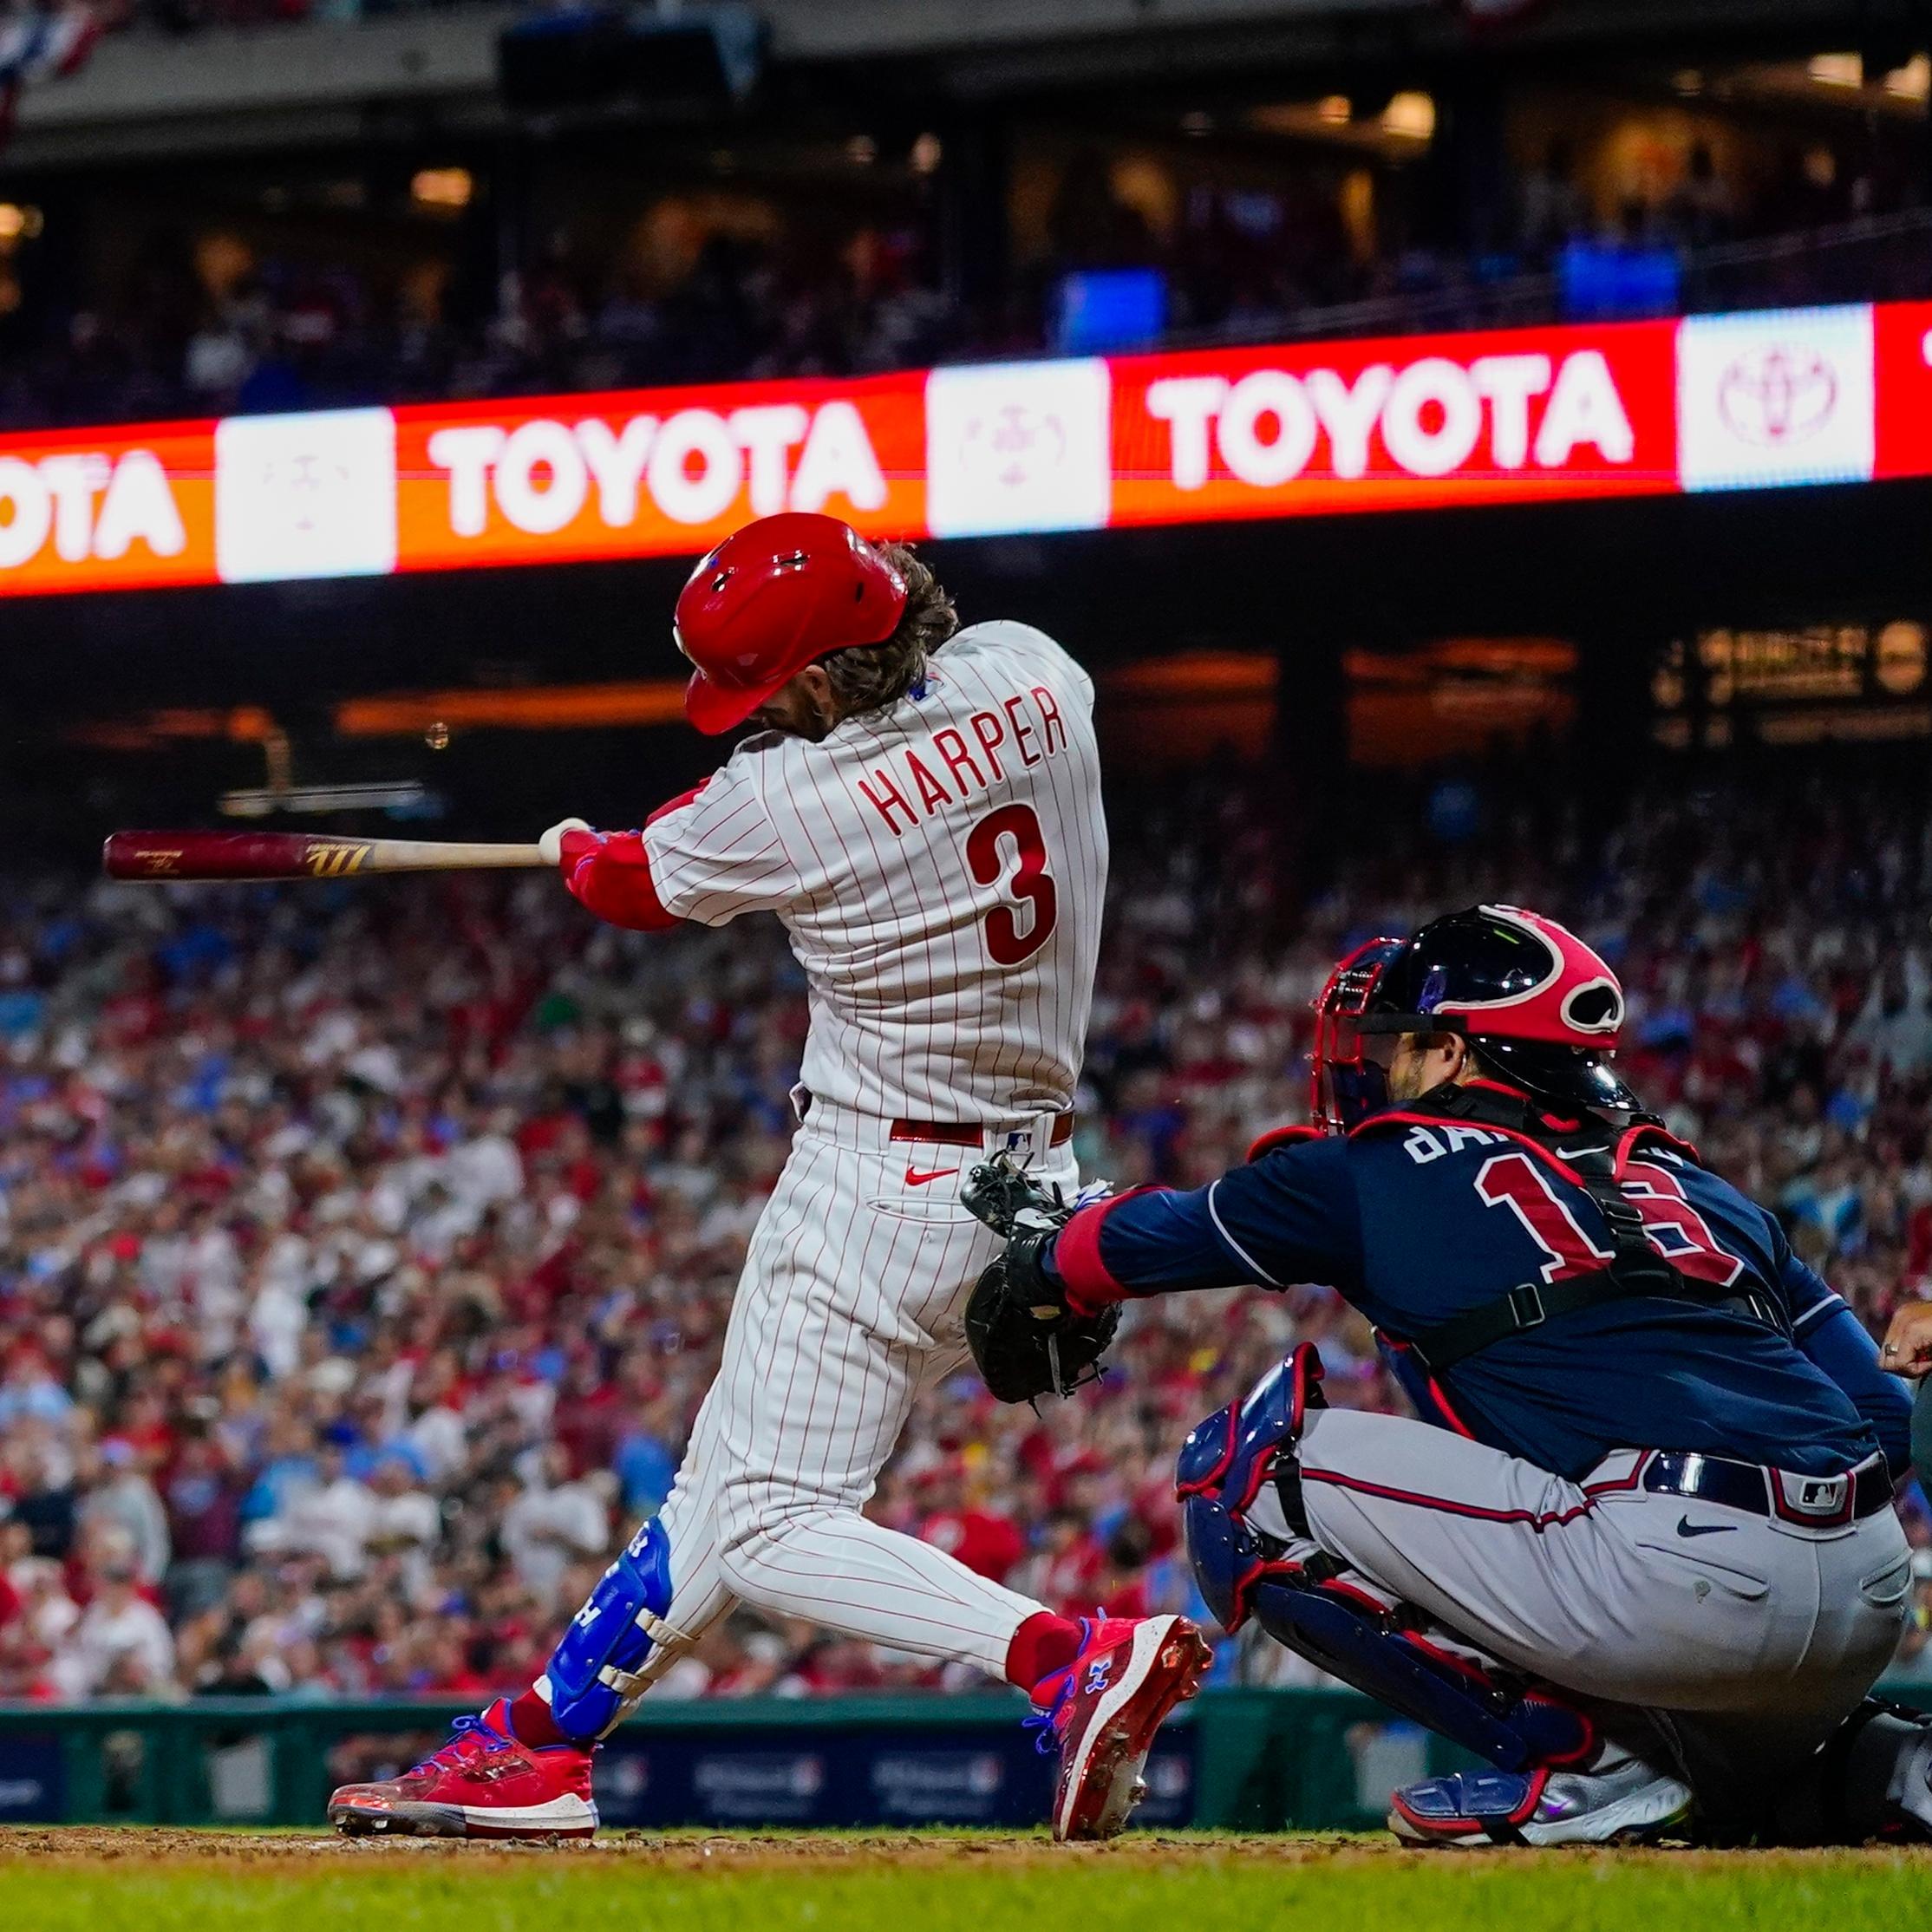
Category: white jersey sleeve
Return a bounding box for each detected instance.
[640,754,800,926]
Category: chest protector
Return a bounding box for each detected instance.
[1353,1082,1792,1375]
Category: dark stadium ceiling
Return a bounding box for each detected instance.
[5,0,1923,169]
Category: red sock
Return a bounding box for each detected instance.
[1005,1612,1084,1693]
[507,1687,576,1750]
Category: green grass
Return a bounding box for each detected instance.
[0,1833,1927,1932]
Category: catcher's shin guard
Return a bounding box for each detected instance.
[543,1518,686,1740]
[1176,1342,1328,1608]
[1177,1346,1591,1772]
[1243,1578,1593,1771]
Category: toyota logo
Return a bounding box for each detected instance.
[1716,345,1837,447]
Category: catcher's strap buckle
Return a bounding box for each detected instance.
[1506,1282,1546,1332]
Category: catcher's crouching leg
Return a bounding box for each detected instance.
[1760,1700,1932,1845]
[1177,1346,1595,1773]
[542,1518,697,1741]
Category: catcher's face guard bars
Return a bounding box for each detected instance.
[1309,937,1406,1135]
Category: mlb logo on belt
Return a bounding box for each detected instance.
[1773,1469,1853,1524]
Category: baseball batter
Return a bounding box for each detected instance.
[328,512,1206,1843]
[973,905,1931,1847]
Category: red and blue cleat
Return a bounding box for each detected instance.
[1028,1614,1212,1842]
[327,1698,597,1840]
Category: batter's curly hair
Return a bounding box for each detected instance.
[819,541,958,720]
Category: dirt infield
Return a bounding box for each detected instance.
[0,1824,1394,1866]
[1,1824,1926,1868]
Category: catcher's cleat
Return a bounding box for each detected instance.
[327,1697,597,1840]
[1028,1613,1212,1843]
[1388,1758,1692,1849]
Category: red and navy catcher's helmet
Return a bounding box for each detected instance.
[1309,904,1640,1133]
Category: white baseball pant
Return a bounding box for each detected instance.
[571,1100,1077,1695]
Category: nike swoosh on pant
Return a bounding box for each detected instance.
[1675,1517,1738,1537]
[904,1166,961,1187]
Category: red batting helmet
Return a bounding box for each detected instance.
[673,512,910,734]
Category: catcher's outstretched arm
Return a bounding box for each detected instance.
[1045,1136,1361,1313]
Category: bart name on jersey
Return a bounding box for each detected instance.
[853,683,1070,836]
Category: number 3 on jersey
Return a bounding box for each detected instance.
[965,803,1059,965]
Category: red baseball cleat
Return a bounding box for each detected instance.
[1029,1614,1212,1842]
[327,1698,597,1840]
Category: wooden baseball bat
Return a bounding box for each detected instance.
[103,831,548,883]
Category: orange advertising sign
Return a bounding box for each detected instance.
[0,304,1920,599]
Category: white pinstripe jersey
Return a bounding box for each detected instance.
[642,622,1106,1123]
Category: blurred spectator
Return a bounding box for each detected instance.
[500,1445,610,1610]
[163,1433,243,1619]
[76,1439,169,1585]
[51,1554,176,1700]
[1518,136,1590,259]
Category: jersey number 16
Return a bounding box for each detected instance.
[1475,1152,1743,1287]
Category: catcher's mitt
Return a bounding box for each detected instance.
[961,1155,1119,1404]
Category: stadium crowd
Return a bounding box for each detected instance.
[0,760,1928,1706]
[0,122,1925,433]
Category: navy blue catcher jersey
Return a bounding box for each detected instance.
[1067,1117,1911,1485]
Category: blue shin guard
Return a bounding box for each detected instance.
[1178,1349,1591,1773]
[544,1518,682,1741]
[1245,1576,1591,1770]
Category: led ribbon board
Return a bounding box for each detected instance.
[0,302,1923,597]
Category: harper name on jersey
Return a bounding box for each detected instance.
[852,682,1073,836]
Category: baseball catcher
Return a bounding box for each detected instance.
[976,904,1929,1847]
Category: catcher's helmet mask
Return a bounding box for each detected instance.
[1310,905,1642,1133]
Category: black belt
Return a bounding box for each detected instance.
[1640,1450,1893,1527]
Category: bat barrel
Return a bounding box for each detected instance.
[103,832,382,881]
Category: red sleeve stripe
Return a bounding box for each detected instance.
[564,831,680,932]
